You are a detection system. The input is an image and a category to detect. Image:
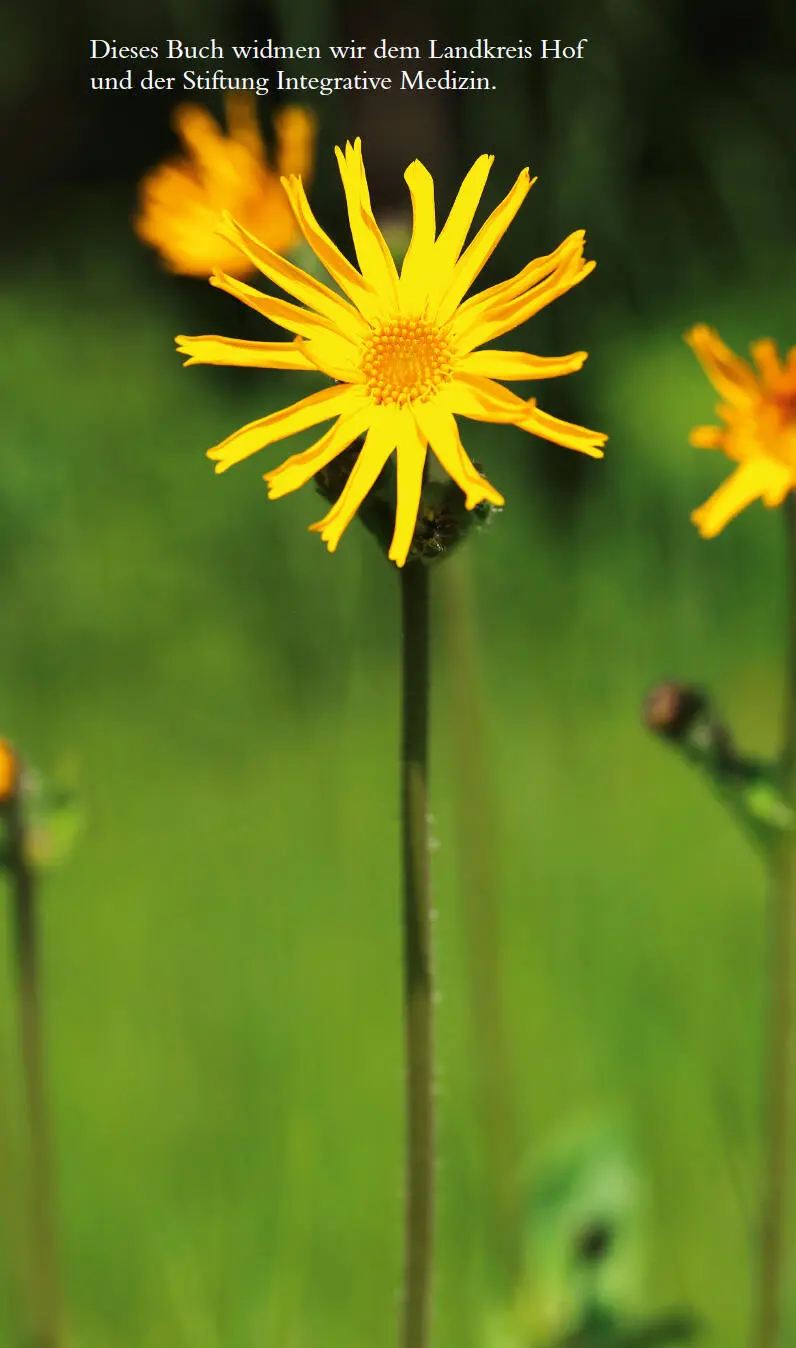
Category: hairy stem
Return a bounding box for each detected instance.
[7,781,60,1348]
[754,491,796,1348]
[399,560,435,1348]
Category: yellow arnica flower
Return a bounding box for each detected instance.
[0,739,17,803]
[176,139,606,566]
[135,96,316,277]
[687,324,796,537]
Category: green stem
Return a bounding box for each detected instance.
[754,492,796,1348]
[399,560,435,1348]
[6,781,60,1348]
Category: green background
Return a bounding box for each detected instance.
[0,0,794,1342]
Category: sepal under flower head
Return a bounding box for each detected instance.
[314,441,497,566]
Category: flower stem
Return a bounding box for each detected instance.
[6,779,60,1348]
[754,491,796,1348]
[399,559,435,1348]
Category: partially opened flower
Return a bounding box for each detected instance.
[177,139,606,566]
[136,96,316,277]
[687,324,796,537]
[0,739,16,803]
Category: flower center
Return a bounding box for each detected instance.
[775,391,796,422]
[361,317,453,407]
[762,391,796,467]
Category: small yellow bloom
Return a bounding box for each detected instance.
[177,139,606,566]
[687,324,796,537]
[0,740,17,803]
[135,96,316,277]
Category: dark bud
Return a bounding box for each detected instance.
[643,682,707,741]
[644,681,749,784]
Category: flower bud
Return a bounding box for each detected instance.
[643,682,707,740]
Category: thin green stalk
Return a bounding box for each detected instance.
[754,491,796,1348]
[443,553,520,1293]
[399,559,434,1348]
[0,1035,26,1339]
[6,778,60,1348]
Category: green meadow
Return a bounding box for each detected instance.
[0,194,794,1346]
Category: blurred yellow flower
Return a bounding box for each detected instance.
[687,324,796,537]
[135,96,316,277]
[0,740,17,803]
[176,139,605,566]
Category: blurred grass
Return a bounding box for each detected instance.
[0,201,795,1347]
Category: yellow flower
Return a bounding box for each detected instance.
[135,96,316,277]
[687,324,796,537]
[0,740,17,803]
[176,139,606,566]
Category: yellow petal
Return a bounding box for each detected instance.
[265,404,373,498]
[310,409,398,552]
[458,349,587,381]
[136,185,246,276]
[208,384,363,471]
[292,335,363,383]
[412,402,505,509]
[274,105,317,178]
[431,155,493,290]
[210,270,336,340]
[172,104,228,171]
[453,250,595,352]
[399,161,436,312]
[389,412,428,566]
[454,231,585,329]
[763,472,793,508]
[137,162,202,214]
[224,93,266,157]
[217,212,367,341]
[519,404,607,457]
[691,457,792,537]
[689,425,726,450]
[175,334,315,369]
[685,325,760,408]
[447,229,584,342]
[435,169,534,323]
[444,373,531,424]
[335,140,400,302]
[280,173,382,319]
[135,152,255,277]
[750,338,782,387]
